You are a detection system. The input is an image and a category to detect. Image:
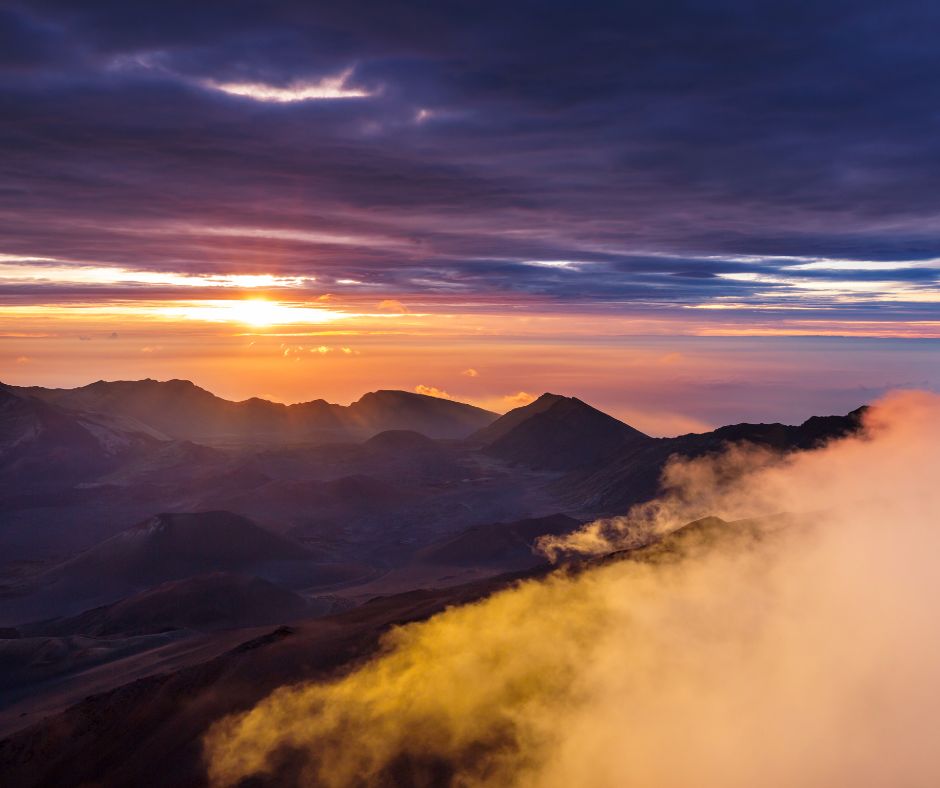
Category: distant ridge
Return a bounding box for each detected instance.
[566,407,867,513]
[8,379,498,444]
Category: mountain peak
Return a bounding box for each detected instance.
[474,393,651,470]
[469,393,571,445]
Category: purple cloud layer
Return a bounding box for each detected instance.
[0,0,938,319]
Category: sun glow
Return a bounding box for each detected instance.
[165,299,346,327]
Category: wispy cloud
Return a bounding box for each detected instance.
[202,68,374,103]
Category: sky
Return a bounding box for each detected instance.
[1,0,938,433]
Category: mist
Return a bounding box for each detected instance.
[204,390,940,787]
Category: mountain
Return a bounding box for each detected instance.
[346,391,496,438]
[477,393,652,471]
[0,384,161,492]
[3,511,365,622]
[21,573,312,637]
[11,379,497,444]
[53,511,312,583]
[12,378,345,442]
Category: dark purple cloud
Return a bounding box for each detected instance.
[0,0,938,316]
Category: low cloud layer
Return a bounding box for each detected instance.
[204,389,940,787]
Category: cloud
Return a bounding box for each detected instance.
[204,390,940,788]
[3,2,940,329]
[413,384,454,400]
[280,343,334,358]
[376,299,410,314]
[201,68,374,103]
[461,368,478,377]
[501,391,535,409]
[471,391,537,412]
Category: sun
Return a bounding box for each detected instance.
[226,299,294,326]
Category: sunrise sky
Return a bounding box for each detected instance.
[2,1,938,433]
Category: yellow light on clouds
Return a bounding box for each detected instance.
[204,68,373,103]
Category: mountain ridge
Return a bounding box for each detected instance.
[5,379,498,444]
